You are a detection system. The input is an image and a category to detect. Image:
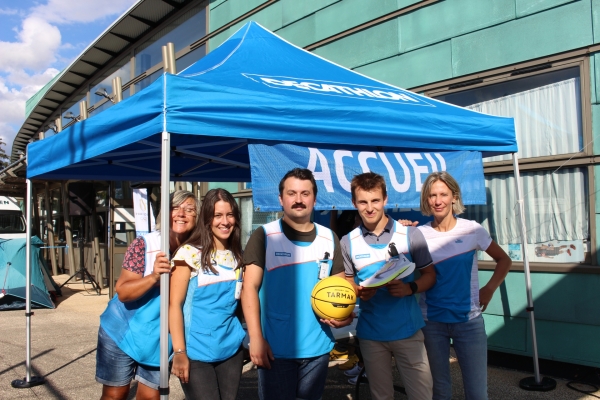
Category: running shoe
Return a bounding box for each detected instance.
[344,363,362,377]
[348,372,366,385]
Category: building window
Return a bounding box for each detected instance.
[465,168,589,264]
[435,67,582,162]
[134,5,207,76]
[432,62,590,266]
[240,197,281,248]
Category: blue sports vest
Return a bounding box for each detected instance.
[260,219,335,359]
[349,222,424,341]
[182,250,245,362]
[99,231,167,366]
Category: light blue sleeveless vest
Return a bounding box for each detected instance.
[183,252,245,362]
[350,222,424,341]
[260,220,335,359]
[99,231,167,366]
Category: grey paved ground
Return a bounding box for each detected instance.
[1,274,598,399]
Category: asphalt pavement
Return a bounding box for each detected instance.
[0,274,598,399]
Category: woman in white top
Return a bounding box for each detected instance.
[169,188,245,400]
[418,172,511,400]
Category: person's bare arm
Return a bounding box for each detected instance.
[115,252,170,302]
[241,263,274,369]
[386,265,436,297]
[169,260,191,383]
[479,241,512,311]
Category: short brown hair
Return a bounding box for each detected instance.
[279,168,318,198]
[420,172,465,216]
[351,172,387,202]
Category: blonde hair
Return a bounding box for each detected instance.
[420,172,465,216]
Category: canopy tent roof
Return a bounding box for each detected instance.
[27,22,516,181]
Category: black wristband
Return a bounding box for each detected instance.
[409,281,418,295]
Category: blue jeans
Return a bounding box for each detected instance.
[422,315,488,400]
[95,326,160,389]
[258,353,329,400]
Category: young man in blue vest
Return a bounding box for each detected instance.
[342,172,436,400]
[242,168,353,400]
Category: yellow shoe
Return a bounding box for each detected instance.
[338,354,359,370]
[329,348,349,360]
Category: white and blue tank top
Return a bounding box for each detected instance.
[260,219,335,359]
[418,218,492,323]
[173,245,245,362]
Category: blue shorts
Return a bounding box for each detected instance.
[95,326,160,389]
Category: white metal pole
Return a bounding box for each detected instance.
[512,153,556,391]
[12,175,44,388]
[25,178,32,382]
[159,44,172,399]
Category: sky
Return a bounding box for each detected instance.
[0,0,138,157]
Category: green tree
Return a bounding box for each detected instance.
[0,138,9,169]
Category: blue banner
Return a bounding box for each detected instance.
[249,144,486,212]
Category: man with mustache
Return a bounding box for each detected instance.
[242,168,353,400]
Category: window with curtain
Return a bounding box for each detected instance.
[464,168,589,263]
[436,68,583,161]
[436,67,590,264]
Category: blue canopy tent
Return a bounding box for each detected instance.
[24,22,547,395]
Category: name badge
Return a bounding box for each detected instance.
[318,260,333,281]
[234,280,242,300]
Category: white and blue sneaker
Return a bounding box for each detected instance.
[348,371,366,385]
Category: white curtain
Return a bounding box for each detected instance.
[466,77,582,162]
[465,168,588,244]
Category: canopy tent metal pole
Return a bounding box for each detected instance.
[159,42,175,400]
[11,173,45,388]
[512,153,556,391]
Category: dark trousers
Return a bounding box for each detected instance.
[180,347,244,400]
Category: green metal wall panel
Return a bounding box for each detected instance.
[355,40,452,89]
[399,0,515,53]
[596,166,600,212]
[535,319,600,366]
[486,315,600,367]
[481,270,600,325]
[484,315,528,352]
[210,0,227,10]
[277,14,317,48]
[281,0,339,26]
[312,19,400,69]
[315,0,400,41]
[593,0,600,43]
[209,2,283,51]
[593,104,600,155]
[516,0,577,18]
[591,53,598,104]
[209,0,267,32]
[451,0,593,77]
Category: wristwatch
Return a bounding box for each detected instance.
[409,281,418,295]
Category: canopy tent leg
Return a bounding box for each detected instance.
[512,153,556,392]
[159,41,176,400]
[11,177,45,389]
[159,128,171,399]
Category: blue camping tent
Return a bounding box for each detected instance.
[0,237,56,310]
